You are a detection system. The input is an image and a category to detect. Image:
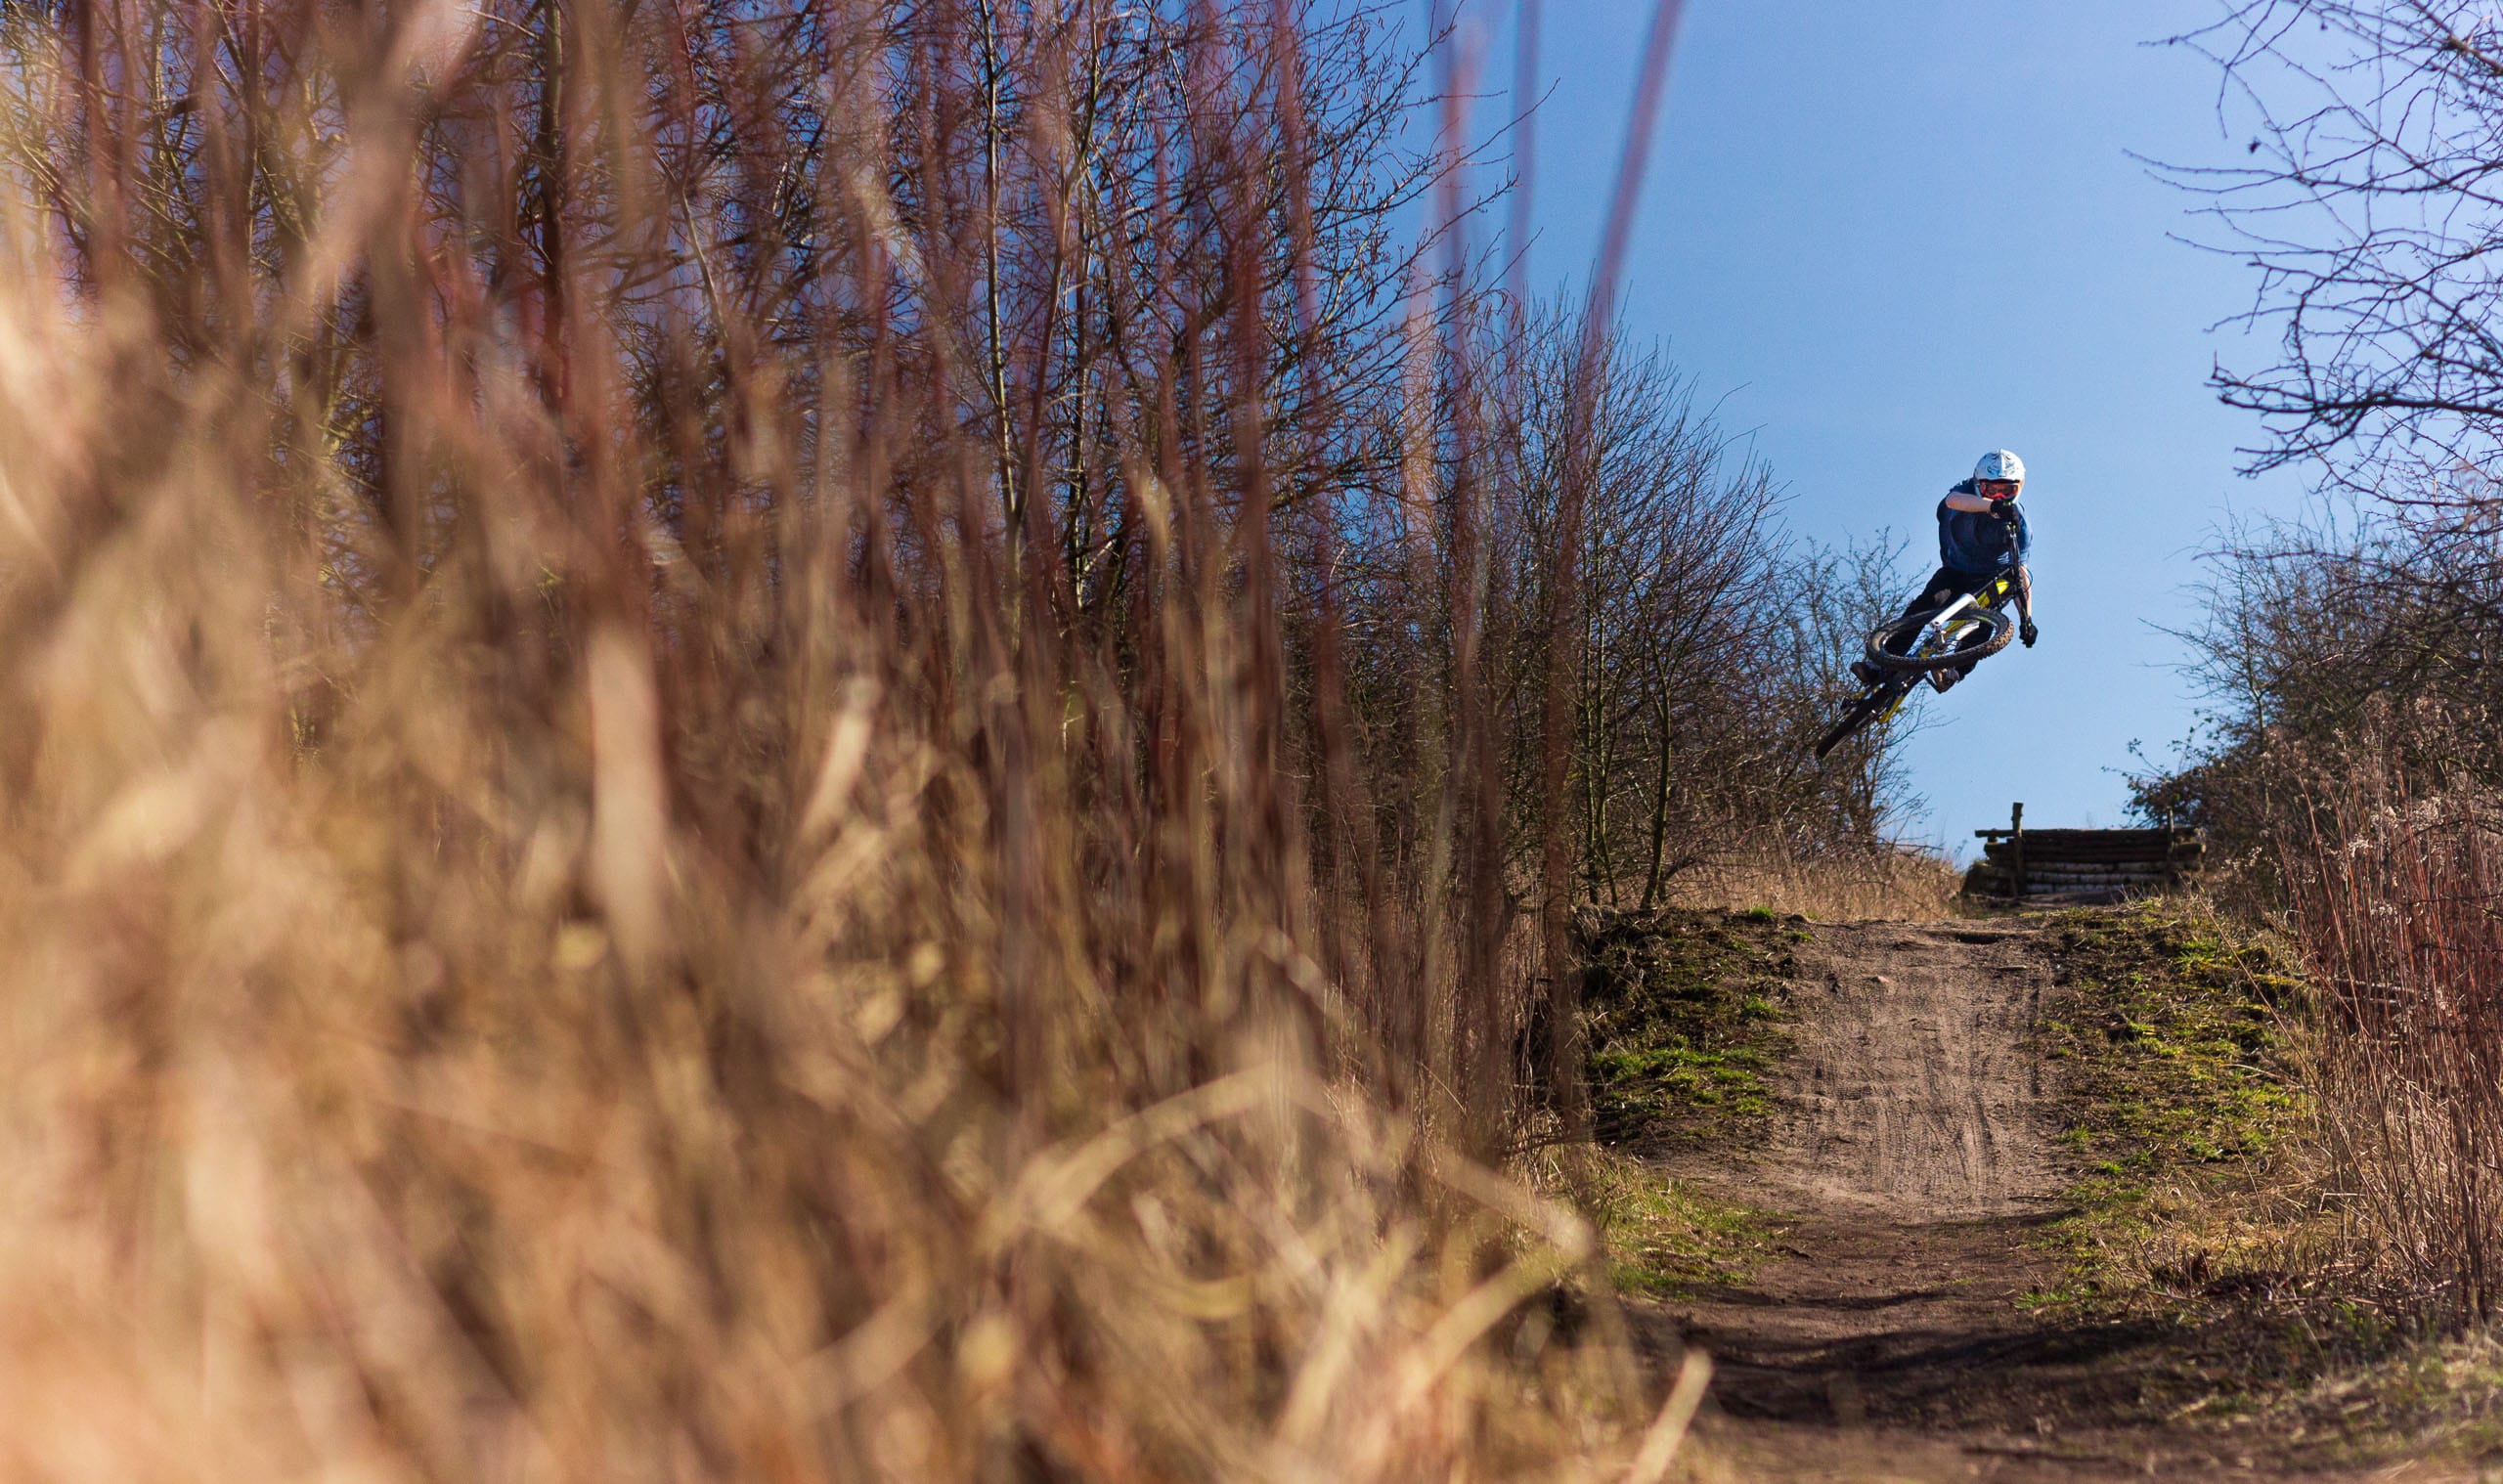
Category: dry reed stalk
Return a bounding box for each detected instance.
[2287,769,2503,1319]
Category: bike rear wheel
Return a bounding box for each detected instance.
[1861,602,2014,673]
[1815,685,1900,760]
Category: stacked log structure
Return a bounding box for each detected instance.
[1961,805,2205,903]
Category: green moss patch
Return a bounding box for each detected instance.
[1590,1151,1786,1301]
[2009,902,2503,1464]
[2026,899,2311,1316]
[1579,907,1800,1151]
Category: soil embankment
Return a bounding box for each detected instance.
[1636,917,2458,1482]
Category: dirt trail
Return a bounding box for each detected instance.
[1735,922,2054,1220]
[1640,919,2459,1483]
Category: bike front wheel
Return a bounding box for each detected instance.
[1861,603,2014,673]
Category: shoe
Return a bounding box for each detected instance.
[1929,668,1960,694]
[1850,659,1884,687]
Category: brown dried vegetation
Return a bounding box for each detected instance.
[0,0,1925,1476]
[2149,0,2503,1344]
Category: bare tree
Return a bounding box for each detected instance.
[2174,1,2503,510]
[2136,499,2503,860]
[2138,1,2503,868]
[1480,304,1921,903]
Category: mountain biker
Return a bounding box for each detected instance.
[1850,449,2038,693]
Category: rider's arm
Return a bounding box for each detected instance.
[2013,563,2033,620]
[1943,489,1997,513]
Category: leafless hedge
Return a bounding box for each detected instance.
[2151,0,2503,1321]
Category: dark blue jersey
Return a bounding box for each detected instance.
[1936,478,2031,575]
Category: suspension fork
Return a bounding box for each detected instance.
[1916,589,1984,654]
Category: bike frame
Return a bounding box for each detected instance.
[1816,570,2020,761]
[1910,579,2007,662]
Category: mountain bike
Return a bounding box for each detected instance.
[1812,571,2017,761]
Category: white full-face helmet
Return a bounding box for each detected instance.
[1973,449,2026,486]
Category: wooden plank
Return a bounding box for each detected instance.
[2023,862,2173,873]
[1976,834,2205,851]
[1991,850,2195,864]
[1984,851,2194,869]
[1967,865,2173,878]
[1967,869,2182,891]
[2013,831,2178,849]
[1992,869,2175,880]
[1982,840,2204,859]
[1975,824,2207,837]
[2013,860,2192,872]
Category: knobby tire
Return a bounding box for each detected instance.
[1861,602,2014,673]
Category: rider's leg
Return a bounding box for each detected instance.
[1884,567,1995,689]
[1879,566,1968,657]
[1856,567,1964,686]
[1943,578,2006,677]
[1880,566,1994,658]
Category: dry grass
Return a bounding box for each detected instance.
[2285,774,2503,1322]
[1655,850,1962,922]
[0,1,1710,1477]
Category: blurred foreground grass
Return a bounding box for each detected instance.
[0,2,1705,1476]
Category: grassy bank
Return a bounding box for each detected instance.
[2027,899,2313,1315]
[1570,908,1806,1305]
[1591,1153,1784,1302]
[2021,899,2503,1463]
[1580,908,1808,1150]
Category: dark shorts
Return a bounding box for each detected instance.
[1881,565,2005,667]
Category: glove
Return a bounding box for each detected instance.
[2020,618,2039,648]
[1988,501,2018,524]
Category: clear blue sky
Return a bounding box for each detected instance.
[1488,0,2310,856]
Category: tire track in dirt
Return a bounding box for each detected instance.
[1740,922,2055,1220]
[1642,917,2459,1483]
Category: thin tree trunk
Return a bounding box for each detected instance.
[979,0,1019,542]
[1642,687,1673,909]
[1583,576,1614,905]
